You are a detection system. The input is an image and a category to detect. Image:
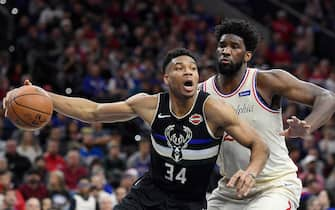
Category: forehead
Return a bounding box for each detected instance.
[171,55,196,65]
[219,34,244,44]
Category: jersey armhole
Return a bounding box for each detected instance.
[149,93,161,127]
[198,82,204,91]
[202,96,221,140]
[252,70,281,113]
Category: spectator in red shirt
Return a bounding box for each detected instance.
[44,140,66,172]
[18,169,48,200]
[268,43,292,68]
[62,148,88,191]
[271,10,295,43]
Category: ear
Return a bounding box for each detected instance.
[244,51,252,62]
[163,73,169,85]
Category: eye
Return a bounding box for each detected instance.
[219,43,225,48]
[232,44,240,49]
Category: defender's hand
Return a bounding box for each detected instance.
[279,116,311,138]
[226,170,256,198]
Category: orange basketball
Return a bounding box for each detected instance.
[6,85,53,131]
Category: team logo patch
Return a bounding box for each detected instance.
[164,125,192,162]
[238,90,251,97]
[189,114,203,125]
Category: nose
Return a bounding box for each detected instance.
[217,47,231,57]
[222,47,232,56]
[184,67,193,75]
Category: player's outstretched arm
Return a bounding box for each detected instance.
[4,80,156,124]
[48,92,139,123]
[261,70,335,138]
[205,97,269,197]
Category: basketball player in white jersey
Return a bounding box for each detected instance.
[202,19,335,210]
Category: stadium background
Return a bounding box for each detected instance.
[0,0,334,209]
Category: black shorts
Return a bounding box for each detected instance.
[113,174,207,210]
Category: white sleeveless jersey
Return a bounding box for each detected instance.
[202,68,297,182]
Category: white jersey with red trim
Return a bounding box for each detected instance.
[202,68,297,182]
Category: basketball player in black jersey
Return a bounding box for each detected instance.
[4,48,269,210]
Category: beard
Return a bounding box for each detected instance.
[217,59,243,77]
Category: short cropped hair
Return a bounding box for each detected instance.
[215,19,259,52]
[162,48,197,73]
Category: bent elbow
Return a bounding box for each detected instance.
[323,91,335,111]
[265,143,270,159]
[321,90,335,100]
[259,139,270,159]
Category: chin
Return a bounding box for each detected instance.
[183,91,196,98]
[218,61,242,76]
[220,71,236,76]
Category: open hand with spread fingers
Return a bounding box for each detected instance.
[226,169,256,198]
[279,116,311,138]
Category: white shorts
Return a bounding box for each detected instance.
[207,173,302,210]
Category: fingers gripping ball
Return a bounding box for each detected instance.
[6,85,53,131]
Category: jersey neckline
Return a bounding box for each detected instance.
[169,91,200,120]
[212,68,249,98]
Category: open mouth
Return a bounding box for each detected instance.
[183,80,194,92]
[184,81,193,87]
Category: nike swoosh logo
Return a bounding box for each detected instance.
[158,113,171,118]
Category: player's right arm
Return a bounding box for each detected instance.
[205,96,269,197]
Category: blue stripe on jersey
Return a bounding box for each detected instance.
[153,134,213,144]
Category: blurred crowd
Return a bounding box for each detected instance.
[0,0,334,210]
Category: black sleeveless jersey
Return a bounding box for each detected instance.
[150,91,221,201]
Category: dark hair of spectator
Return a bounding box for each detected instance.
[162,48,197,73]
[215,19,259,52]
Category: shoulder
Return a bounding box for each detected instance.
[127,93,155,100]
[204,96,236,122]
[256,69,297,90]
[126,93,158,109]
[257,69,291,81]
[205,95,231,108]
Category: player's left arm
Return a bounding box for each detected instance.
[205,97,269,197]
[262,70,335,137]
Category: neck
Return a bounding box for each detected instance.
[215,64,248,94]
[169,92,197,117]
